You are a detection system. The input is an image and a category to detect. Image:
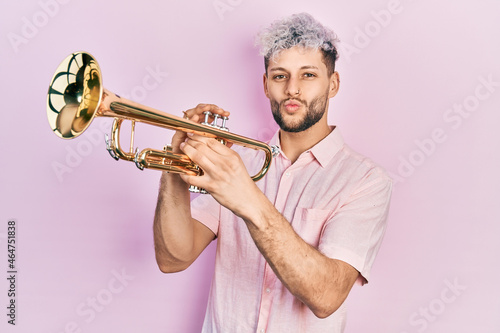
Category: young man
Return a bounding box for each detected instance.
[153,13,392,332]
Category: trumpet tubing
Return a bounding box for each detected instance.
[46,52,277,193]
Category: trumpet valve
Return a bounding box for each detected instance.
[219,116,228,131]
[212,113,220,125]
[202,111,212,125]
[201,111,229,131]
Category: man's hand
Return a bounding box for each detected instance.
[171,103,230,154]
[179,133,262,219]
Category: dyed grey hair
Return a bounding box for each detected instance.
[255,13,340,75]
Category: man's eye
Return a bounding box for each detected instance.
[273,74,286,80]
[304,73,316,78]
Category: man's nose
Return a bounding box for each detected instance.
[285,77,301,97]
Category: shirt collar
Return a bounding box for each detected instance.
[268,126,344,168]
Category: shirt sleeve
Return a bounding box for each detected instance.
[318,170,393,285]
[190,193,222,236]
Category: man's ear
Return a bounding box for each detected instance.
[263,73,270,99]
[328,71,340,98]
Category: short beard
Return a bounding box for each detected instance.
[270,90,329,133]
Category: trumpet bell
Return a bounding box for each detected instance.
[47,52,103,139]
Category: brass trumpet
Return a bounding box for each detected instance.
[46,52,277,193]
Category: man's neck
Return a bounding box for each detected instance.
[279,122,332,164]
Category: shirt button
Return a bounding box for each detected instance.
[265,288,271,294]
[285,172,290,177]
[260,329,265,333]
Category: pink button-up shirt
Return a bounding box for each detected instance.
[191,127,392,333]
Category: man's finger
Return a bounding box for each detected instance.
[182,104,230,124]
[186,133,233,156]
[180,139,218,171]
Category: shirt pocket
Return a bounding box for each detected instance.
[292,208,333,248]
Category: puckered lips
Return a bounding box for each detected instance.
[283,99,303,113]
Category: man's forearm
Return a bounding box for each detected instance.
[153,106,228,273]
[153,172,199,272]
[242,191,358,318]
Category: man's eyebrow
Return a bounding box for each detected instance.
[268,67,287,72]
[300,65,320,70]
[268,65,320,72]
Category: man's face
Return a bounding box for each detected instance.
[263,46,339,133]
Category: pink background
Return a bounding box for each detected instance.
[1,0,499,332]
